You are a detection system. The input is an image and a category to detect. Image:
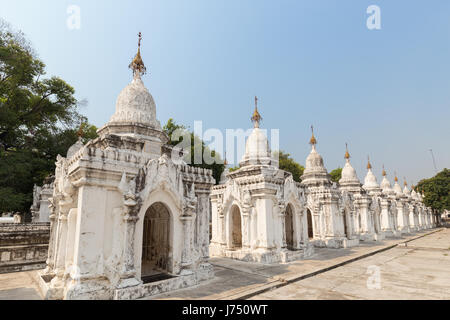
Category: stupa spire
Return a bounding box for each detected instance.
[382,164,386,177]
[367,155,372,170]
[76,124,84,142]
[251,96,262,128]
[129,32,147,77]
[309,125,317,146]
[344,143,350,161]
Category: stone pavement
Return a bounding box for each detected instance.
[148,228,446,300]
[0,228,446,300]
[0,270,41,300]
[250,228,450,300]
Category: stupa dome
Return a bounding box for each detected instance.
[109,75,160,129]
[339,145,360,189]
[362,158,379,192]
[240,97,277,167]
[108,32,161,130]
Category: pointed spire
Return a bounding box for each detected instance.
[403,177,407,187]
[129,32,147,77]
[309,125,317,146]
[223,152,228,166]
[77,124,84,138]
[382,164,386,177]
[394,171,398,182]
[76,123,85,142]
[344,143,350,160]
[367,155,372,170]
[251,96,262,128]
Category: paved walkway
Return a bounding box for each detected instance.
[250,228,450,300]
[0,228,446,300]
[0,270,41,300]
[149,228,446,300]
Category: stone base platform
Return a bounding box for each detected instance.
[382,229,402,238]
[359,233,377,241]
[114,264,214,300]
[36,263,214,300]
[311,237,359,249]
[398,227,412,234]
[374,233,385,241]
[359,233,386,242]
[210,244,314,264]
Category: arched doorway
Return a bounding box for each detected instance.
[141,202,171,280]
[307,209,314,239]
[231,205,242,249]
[285,204,294,250]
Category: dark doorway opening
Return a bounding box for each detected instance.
[141,202,171,281]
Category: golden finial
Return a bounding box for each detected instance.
[382,164,386,177]
[129,32,147,76]
[344,143,350,160]
[309,125,317,145]
[394,171,398,182]
[251,96,262,128]
[77,124,84,139]
[367,155,372,170]
[403,177,407,187]
[223,152,228,166]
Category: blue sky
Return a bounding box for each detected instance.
[1,0,449,184]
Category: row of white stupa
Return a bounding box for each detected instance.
[341,143,425,201]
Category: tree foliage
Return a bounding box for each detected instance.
[0,20,96,214]
[273,151,304,182]
[163,118,225,184]
[415,168,450,212]
[330,167,342,183]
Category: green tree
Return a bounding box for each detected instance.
[330,167,342,183]
[0,20,96,214]
[415,168,450,213]
[273,151,305,182]
[163,118,225,184]
[163,118,187,146]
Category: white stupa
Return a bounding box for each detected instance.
[392,174,403,196]
[362,157,380,193]
[402,179,411,197]
[339,144,361,192]
[301,126,331,186]
[380,166,394,195]
[239,97,278,167]
[97,32,166,149]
